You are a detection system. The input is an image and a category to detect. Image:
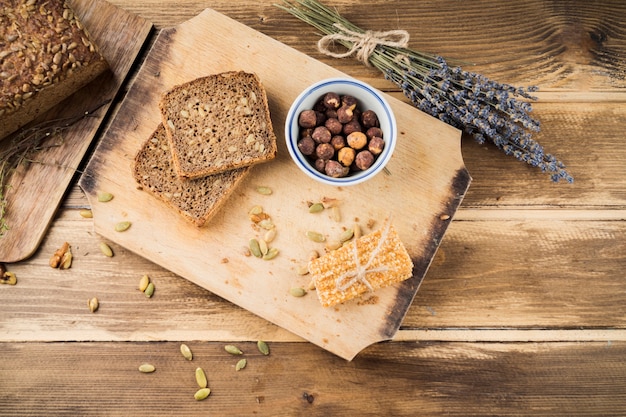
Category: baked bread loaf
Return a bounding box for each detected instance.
[133,123,250,227]
[0,0,109,140]
[308,221,414,307]
[159,71,277,179]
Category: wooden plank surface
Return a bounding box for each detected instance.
[1,0,626,415]
[0,0,152,262]
[1,341,625,416]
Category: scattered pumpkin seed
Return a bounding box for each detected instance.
[258,219,274,230]
[262,247,279,260]
[1,272,17,285]
[306,231,325,243]
[195,367,208,388]
[308,250,320,261]
[249,205,263,216]
[194,388,211,401]
[59,250,72,269]
[257,340,270,356]
[139,363,155,373]
[235,358,247,371]
[353,223,362,239]
[249,238,262,258]
[264,228,276,243]
[99,242,113,257]
[180,343,193,361]
[339,228,354,243]
[144,282,155,298]
[325,240,342,251]
[139,274,150,292]
[115,221,131,232]
[296,264,309,276]
[331,206,341,222]
[224,345,243,355]
[308,202,324,213]
[79,209,93,218]
[256,186,272,195]
[258,238,269,256]
[88,297,99,313]
[290,287,307,297]
[97,192,114,202]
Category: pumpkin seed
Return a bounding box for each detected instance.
[97,192,114,202]
[194,388,211,401]
[180,343,193,361]
[115,221,131,232]
[258,219,274,230]
[257,340,270,356]
[248,205,263,216]
[339,228,354,243]
[262,247,279,260]
[258,238,269,256]
[79,209,93,218]
[99,242,113,257]
[296,264,309,275]
[139,275,150,292]
[290,287,307,297]
[264,228,276,243]
[144,282,155,298]
[88,297,99,313]
[1,272,17,285]
[306,231,325,242]
[256,186,272,195]
[235,358,247,371]
[308,202,324,213]
[224,345,243,355]
[331,206,341,222]
[139,363,155,373]
[249,238,262,258]
[325,240,341,251]
[195,367,208,388]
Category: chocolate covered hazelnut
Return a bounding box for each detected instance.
[342,119,362,136]
[315,143,335,160]
[325,160,349,178]
[324,118,343,135]
[312,126,331,144]
[298,110,317,128]
[336,105,354,124]
[322,92,341,109]
[366,126,383,140]
[330,135,346,150]
[368,136,385,155]
[361,110,379,128]
[297,136,316,155]
[355,150,375,170]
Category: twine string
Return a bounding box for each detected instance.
[335,220,392,292]
[317,23,410,67]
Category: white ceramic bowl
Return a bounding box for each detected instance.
[285,77,397,186]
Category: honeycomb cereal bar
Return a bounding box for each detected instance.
[308,222,414,307]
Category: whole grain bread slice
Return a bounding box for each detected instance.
[159,71,277,179]
[133,123,249,227]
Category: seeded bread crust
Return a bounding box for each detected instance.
[133,123,250,227]
[159,71,277,179]
[0,0,109,140]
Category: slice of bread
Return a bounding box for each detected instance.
[133,123,249,227]
[159,71,277,179]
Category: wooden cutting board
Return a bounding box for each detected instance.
[79,8,471,360]
[0,0,152,263]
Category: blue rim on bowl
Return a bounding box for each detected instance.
[285,77,397,186]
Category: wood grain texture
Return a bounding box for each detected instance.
[1,341,625,416]
[0,0,152,263]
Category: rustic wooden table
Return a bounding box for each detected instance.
[1,0,625,415]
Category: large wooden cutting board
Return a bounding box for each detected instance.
[79,8,470,360]
[0,0,152,262]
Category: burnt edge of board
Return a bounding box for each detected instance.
[378,166,472,339]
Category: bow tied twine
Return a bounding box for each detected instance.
[317,23,410,67]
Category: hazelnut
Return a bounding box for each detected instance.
[337,146,356,167]
[314,158,326,173]
[366,126,383,140]
[311,126,331,143]
[341,95,358,109]
[322,92,341,109]
[361,110,379,128]
[368,136,385,155]
[347,131,367,150]
[342,119,362,136]
[354,150,375,170]
[324,118,343,135]
[315,143,335,160]
[298,110,317,128]
[330,135,346,150]
[324,160,349,178]
[336,105,354,123]
[297,136,316,155]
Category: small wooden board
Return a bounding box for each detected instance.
[79,8,470,360]
[0,0,152,262]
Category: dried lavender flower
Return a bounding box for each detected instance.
[278,0,573,183]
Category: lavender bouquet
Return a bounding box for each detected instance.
[277,0,573,183]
